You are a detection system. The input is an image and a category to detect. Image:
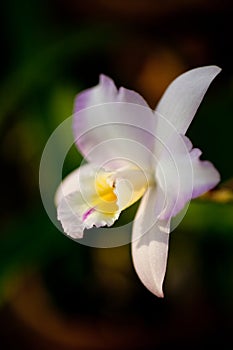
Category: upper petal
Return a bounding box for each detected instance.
[132,187,170,297]
[155,66,221,135]
[74,74,149,113]
[73,76,156,170]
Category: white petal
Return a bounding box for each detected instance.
[55,164,121,238]
[54,164,92,206]
[57,192,85,239]
[155,66,221,134]
[132,187,170,297]
[73,76,156,170]
[57,191,120,239]
[56,163,151,239]
[113,166,151,210]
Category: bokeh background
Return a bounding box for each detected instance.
[0,0,233,349]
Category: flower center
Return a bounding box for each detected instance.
[92,172,118,215]
[82,166,152,219]
[95,173,117,203]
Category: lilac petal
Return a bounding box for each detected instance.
[73,76,156,170]
[189,148,220,199]
[74,74,149,114]
[155,66,221,135]
[132,187,170,297]
[156,133,220,220]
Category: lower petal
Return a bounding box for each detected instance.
[132,187,170,297]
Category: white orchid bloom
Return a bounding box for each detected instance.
[55,66,221,297]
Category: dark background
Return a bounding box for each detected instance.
[0,1,233,349]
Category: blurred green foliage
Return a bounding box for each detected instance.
[0,0,233,349]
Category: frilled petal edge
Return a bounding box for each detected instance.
[57,191,120,239]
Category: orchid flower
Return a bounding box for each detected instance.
[55,66,221,297]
